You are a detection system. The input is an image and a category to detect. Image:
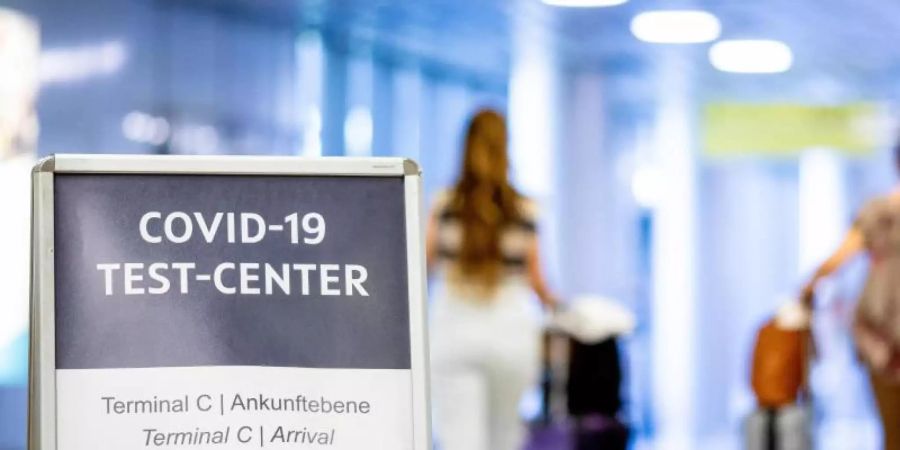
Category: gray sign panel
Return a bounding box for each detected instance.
[53,174,411,370]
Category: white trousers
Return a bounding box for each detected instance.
[430,283,541,450]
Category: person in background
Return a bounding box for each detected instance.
[803,143,900,450]
[426,108,558,450]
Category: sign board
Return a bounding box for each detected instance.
[29,155,431,450]
[703,102,885,158]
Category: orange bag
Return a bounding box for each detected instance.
[750,319,812,408]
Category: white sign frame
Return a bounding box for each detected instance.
[29,154,431,450]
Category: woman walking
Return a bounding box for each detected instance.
[804,144,900,450]
[426,109,557,450]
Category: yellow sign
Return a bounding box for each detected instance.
[704,103,883,158]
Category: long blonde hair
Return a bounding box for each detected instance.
[447,109,524,294]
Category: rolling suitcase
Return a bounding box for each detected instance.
[745,405,811,450]
[574,415,628,450]
[568,337,629,450]
[746,299,814,450]
[567,337,623,417]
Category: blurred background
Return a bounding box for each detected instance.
[1,0,899,449]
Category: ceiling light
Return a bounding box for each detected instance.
[122,111,170,146]
[709,39,793,74]
[40,41,127,85]
[542,0,629,7]
[630,10,721,44]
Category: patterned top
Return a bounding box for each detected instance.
[855,195,900,378]
[432,190,539,279]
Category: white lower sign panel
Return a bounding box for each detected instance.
[57,367,413,449]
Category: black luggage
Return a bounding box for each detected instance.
[567,337,628,450]
[567,337,623,417]
[573,415,628,450]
